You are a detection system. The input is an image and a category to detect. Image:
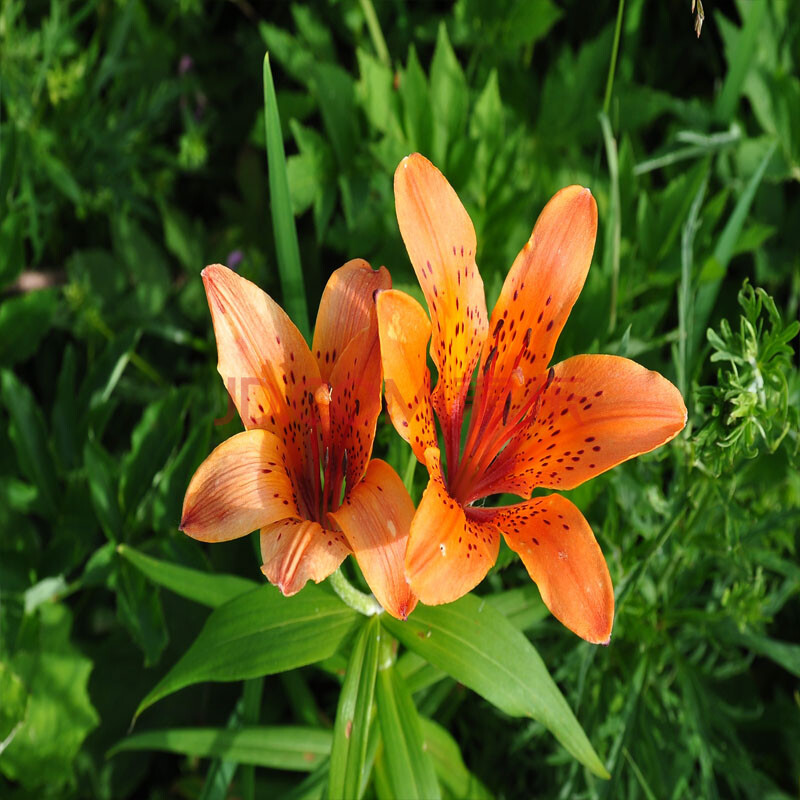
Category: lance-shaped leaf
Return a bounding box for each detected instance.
[328,616,380,800]
[375,664,440,800]
[136,585,359,717]
[109,726,331,771]
[381,593,609,778]
[118,544,256,609]
[420,717,493,800]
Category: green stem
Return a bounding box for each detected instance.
[358,0,391,67]
[603,0,626,115]
[329,569,383,616]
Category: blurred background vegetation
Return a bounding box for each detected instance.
[1,0,798,797]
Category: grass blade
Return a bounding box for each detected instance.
[263,53,310,341]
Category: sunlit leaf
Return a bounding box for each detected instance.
[137,585,359,716]
[375,664,440,800]
[118,544,256,608]
[382,594,609,778]
[328,616,380,800]
[420,717,493,800]
[0,604,99,790]
[110,726,331,771]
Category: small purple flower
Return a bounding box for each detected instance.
[178,54,194,76]
[226,250,244,270]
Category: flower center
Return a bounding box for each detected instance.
[301,383,347,525]
[449,323,554,505]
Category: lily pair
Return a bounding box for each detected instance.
[181,154,686,643]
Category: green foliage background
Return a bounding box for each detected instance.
[1,0,798,797]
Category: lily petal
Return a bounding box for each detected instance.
[202,265,321,486]
[181,429,301,542]
[481,354,687,498]
[489,494,613,644]
[395,154,488,468]
[260,518,350,596]
[376,289,438,464]
[312,259,391,383]
[475,186,597,426]
[329,323,383,490]
[329,459,418,620]
[405,448,499,605]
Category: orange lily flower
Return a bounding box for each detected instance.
[181,261,417,620]
[376,154,686,643]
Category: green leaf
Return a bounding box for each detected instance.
[357,49,400,136]
[1,369,59,516]
[116,560,169,667]
[375,665,440,800]
[286,121,335,221]
[311,62,358,168]
[113,215,172,316]
[486,584,548,631]
[0,604,99,790]
[118,544,256,608]
[137,584,359,716]
[430,22,468,167]
[0,662,28,747]
[470,69,504,152]
[262,53,310,341]
[692,142,776,353]
[78,328,138,413]
[84,436,123,541]
[51,344,80,470]
[81,542,117,588]
[0,212,25,287]
[420,717,493,800]
[23,576,69,615]
[396,650,447,695]
[0,289,59,366]
[719,624,800,678]
[110,726,331,771]
[381,594,609,778]
[36,147,83,206]
[162,205,205,271]
[715,0,768,122]
[120,389,186,516]
[259,23,314,86]
[400,46,432,155]
[329,616,380,800]
[151,419,212,533]
[283,761,330,800]
[66,248,126,305]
